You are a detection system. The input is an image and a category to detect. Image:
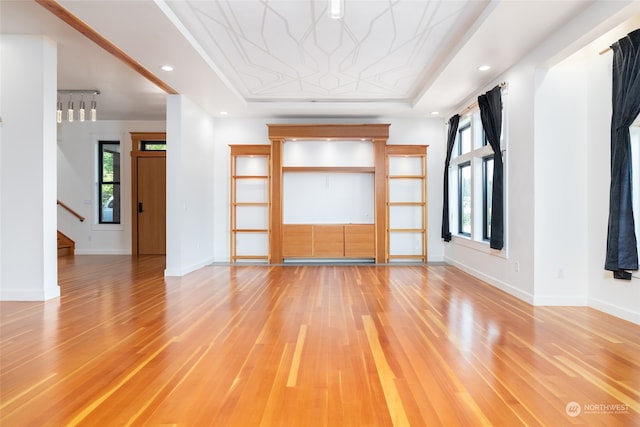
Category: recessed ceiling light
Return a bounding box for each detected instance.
[478,65,491,71]
[161,65,174,72]
[220,111,228,116]
[431,111,439,115]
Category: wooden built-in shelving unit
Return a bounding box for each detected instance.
[230,124,428,264]
[230,145,271,262]
[385,145,428,262]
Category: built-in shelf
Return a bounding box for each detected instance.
[230,145,271,263]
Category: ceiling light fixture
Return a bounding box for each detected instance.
[67,96,74,123]
[431,111,439,116]
[57,90,100,123]
[56,96,63,124]
[161,65,174,72]
[478,65,491,71]
[329,0,344,19]
[79,96,86,122]
[91,97,97,122]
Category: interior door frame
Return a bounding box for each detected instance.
[130,132,166,255]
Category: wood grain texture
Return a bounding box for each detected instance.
[1,256,638,426]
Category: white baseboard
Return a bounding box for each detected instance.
[75,249,130,255]
[1,287,60,301]
[532,295,589,306]
[165,257,215,277]
[589,297,640,325]
[444,256,535,304]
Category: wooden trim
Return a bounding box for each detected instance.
[131,132,168,151]
[230,152,236,261]
[388,175,426,179]
[36,1,177,95]
[268,124,390,140]
[385,145,429,155]
[388,202,426,207]
[270,139,284,263]
[230,145,271,155]
[130,151,166,158]
[282,166,375,173]
[374,139,387,263]
[57,199,85,222]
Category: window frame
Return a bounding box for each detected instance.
[140,141,167,151]
[457,161,472,237]
[448,107,506,254]
[98,140,121,225]
[482,155,494,241]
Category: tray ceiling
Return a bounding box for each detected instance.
[162,0,486,104]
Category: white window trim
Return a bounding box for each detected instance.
[448,103,508,257]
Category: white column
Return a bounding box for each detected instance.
[0,35,60,300]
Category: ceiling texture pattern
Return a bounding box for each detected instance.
[163,0,485,103]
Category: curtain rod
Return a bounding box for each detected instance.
[458,81,507,116]
[599,47,612,55]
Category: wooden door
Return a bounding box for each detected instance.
[134,155,166,255]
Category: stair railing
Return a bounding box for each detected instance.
[57,199,85,222]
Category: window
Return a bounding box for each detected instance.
[458,162,471,236]
[98,141,120,224]
[141,141,166,151]
[458,123,472,155]
[483,156,494,241]
[449,110,504,247]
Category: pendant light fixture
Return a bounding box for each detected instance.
[56,89,100,123]
[67,96,74,122]
[79,96,86,122]
[56,95,63,124]
[91,96,97,122]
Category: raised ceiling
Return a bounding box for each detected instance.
[1,0,634,120]
[161,0,486,103]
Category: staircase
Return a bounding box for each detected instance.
[57,200,83,257]
[57,231,75,257]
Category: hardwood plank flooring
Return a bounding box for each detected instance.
[1,255,639,426]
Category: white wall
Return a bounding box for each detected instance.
[1,36,59,300]
[444,3,640,324]
[211,117,445,263]
[444,62,537,302]
[533,55,589,305]
[165,95,216,276]
[57,120,166,254]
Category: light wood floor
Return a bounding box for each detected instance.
[1,256,638,426]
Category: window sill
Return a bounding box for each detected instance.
[451,235,507,258]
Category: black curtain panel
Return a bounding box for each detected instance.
[605,28,640,279]
[478,86,504,250]
[441,114,460,242]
